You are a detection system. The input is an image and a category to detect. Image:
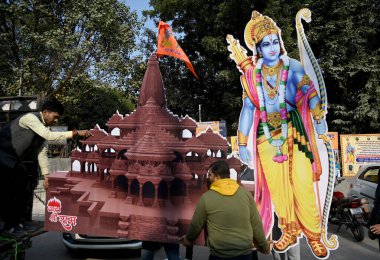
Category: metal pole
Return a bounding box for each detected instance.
[18,63,23,96]
[199,104,202,122]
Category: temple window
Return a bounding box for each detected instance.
[102,148,116,158]
[172,151,183,162]
[182,129,192,139]
[111,127,121,137]
[72,160,81,172]
[118,149,128,160]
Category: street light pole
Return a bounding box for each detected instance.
[199,104,202,122]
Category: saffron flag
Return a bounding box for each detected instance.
[156,21,199,79]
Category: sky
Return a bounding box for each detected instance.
[123,0,156,30]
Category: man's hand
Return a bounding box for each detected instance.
[370,224,380,235]
[179,235,193,247]
[254,239,273,255]
[77,130,93,138]
[43,177,49,190]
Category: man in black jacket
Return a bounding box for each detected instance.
[0,100,91,238]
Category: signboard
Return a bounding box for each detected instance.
[230,136,238,153]
[340,134,380,176]
[327,132,341,177]
[327,132,339,150]
[196,121,220,136]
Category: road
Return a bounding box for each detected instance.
[25,179,379,259]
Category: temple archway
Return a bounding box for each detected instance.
[130,179,140,205]
[72,160,81,172]
[142,181,155,207]
[170,178,186,205]
[115,175,128,192]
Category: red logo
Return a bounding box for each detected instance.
[47,197,77,231]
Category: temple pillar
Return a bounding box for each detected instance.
[152,182,159,208]
[124,180,133,204]
[166,182,173,207]
[138,182,144,206]
[99,168,103,182]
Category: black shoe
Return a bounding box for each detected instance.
[1,226,27,238]
[19,222,39,233]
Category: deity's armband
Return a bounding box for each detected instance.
[238,130,249,146]
[297,75,312,91]
[311,102,325,121]
[242,89,248,100]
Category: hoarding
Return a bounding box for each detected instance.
[340,134,380,176]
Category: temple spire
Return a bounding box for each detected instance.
[138,54,166,108]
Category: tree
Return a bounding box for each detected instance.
[58,78,135,130]
[0,0,144,98]
[146,0,380,134]
[145,0,309,134]
[308,0,380,133]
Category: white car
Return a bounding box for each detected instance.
[347,164,379,209]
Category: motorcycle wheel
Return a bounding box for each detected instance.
[350,219,364,242]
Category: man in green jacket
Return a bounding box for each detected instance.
[180,160,270,259]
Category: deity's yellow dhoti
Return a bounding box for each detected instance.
[257,112,321,240]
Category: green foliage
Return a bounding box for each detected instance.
[308,0,380,133]
[0,0,145,129]
[146,0,380,134]
[145,0,311,134]
[58,78,135,130]
[0,0,144,97]
[146,0,258,134]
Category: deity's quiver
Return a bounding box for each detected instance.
[226,34,254,74]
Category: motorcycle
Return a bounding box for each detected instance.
[328,177,370,242]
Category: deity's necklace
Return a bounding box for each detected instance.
[262,60,283,77]
[255,56,290,163]
[262,62,282,99]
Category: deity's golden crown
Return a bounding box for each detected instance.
[244,11,280,51]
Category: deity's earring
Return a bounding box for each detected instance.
[257,48,262,58]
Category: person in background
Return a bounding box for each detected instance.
[141,241,180,260]
[368,174,380,251]
[271,215,300,260]
[180,160,270,259]
[0,99,92,238]
[240,164,254,181]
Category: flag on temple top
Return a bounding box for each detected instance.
[156,21,199,80]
